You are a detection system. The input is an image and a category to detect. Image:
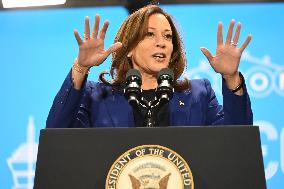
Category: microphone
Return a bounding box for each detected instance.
[124,69,142,106]
[156,68,174,103]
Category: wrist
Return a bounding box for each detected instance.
[230,77,243,93]
[223,72,243,93]
[222,72,239,82]
[72,58,90,75]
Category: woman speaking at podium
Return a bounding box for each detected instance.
[46,5,253,128]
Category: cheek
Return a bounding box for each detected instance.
[168,43,173,55]
[133,45,151,61]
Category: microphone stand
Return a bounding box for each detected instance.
[137,95,170,127]
[124,68,174,127]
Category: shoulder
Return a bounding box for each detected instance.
[190,78,212,89]
[189,78,213,95]
[85,80,110,91]
[175,79,214,102]
[84,80,122,98]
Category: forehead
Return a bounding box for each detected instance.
[147,13,172,30]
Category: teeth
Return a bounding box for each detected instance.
[154,56,165,62]
[153,53,165,58]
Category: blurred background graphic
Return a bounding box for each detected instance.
[0,0,283,188]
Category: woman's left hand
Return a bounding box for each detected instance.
[200,19,252,81]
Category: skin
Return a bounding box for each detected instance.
[72,14,252,96]
[72,15,122,89]
[201,20,252,95]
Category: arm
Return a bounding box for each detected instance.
[46,15,122,128]
[46,71,88,128]
[221,74,253,125]
[200,19,252,96]
[72,15,122,90]
[204,75,253,125]
[200,20,253,125]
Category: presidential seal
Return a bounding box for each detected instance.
[105,145,194,189]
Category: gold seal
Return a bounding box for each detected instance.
[105,145,194,189]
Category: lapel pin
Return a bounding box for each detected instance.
[179,100,185,106]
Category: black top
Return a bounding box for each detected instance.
[133,89,170,127]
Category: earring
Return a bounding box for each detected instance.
[127,54,133,66]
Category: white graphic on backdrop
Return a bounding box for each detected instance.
[7,116,38,189]
[185,51,284,98]
[242,51,284,98]
[255,120,279,180]
[255,120,284,180]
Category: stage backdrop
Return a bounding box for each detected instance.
[1,2,283,189]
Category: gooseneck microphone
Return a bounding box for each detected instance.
[124,68,174,127]
[156,68,174,104]
[124,69,142,107]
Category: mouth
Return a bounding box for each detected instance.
[152,53,166,62]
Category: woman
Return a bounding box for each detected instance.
[46,5,253,128]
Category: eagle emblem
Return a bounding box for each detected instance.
[105,145,194,189]
[129,173,171,189]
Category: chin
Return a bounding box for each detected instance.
[151,62,169,72]
[154,65,169,72]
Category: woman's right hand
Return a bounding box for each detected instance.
[74,15,122,68]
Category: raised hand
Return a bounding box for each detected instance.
[74,15,122,68]
[200,19,252,80]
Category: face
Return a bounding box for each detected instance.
[129,13,173,76]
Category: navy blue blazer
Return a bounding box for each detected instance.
[46,72,253,128]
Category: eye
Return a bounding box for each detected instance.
[164,33,173,40]
[145,31,155,38]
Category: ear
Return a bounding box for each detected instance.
[127,48,134,58]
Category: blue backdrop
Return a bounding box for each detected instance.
[1,3,283,189]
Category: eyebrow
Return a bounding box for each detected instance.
[148,27,172,32]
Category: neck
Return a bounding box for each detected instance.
[140,72,158,90]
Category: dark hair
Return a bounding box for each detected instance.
[100,4,189,90]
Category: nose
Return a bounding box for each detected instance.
[155,34,166,48]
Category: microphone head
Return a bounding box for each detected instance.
[156,68,174,102]
[157,68,174,84]
[124,69,142,106]
[126,69,142,80]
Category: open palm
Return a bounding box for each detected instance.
[74,15,122,68]
[201,20,252,78]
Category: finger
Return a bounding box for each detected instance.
[239,34,252,52]
[74,29,83,46]
[92,14,100,38]
[84,16,90,40]
[225,19,235,45]
[99,20,109,40]
[217,21,223,46]
[105,42,123,55]
[232,22,241,45]
[200,47,214,63]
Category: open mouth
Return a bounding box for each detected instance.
[152,53,166,62]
